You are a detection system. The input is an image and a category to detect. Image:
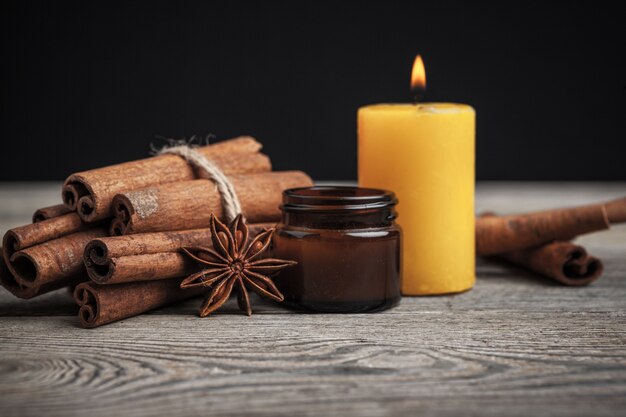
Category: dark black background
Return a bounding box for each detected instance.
[1,1,625,181]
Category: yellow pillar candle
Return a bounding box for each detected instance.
[358,72,475,295]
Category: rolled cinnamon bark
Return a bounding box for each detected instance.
[0,248,39,298]
[88,252,193,284]
[0,247,83,299]
[110,171,313,235]
[63,136,272,222]
[74,279,205,328]
[33,204,73,222]
[84,224,274,284]
[495,241,604,286]
[3,202,105,297]
[8,228,107,288]
[476,197,626,256]
[3,213,89,264]
[0,249,38,298]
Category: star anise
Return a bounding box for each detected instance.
[180,213,296,317]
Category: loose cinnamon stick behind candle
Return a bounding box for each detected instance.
[496,241,603,286]
[8,228,107,288]
[32,204,73,222]
[74,279,204,328]
[0,247,83,299]
[110,171,313,235]
[63,136,272,222]
[476,197,626,256]
[84,224,274,284]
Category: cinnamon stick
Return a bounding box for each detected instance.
[74,279,205,328]
[3,213,89,262]
[476,197,626,256]
[0,246,83,299]
[7,228,107,288]
[0,247,39,299]
[3,201,106,297]
[495,241,603,286]
[0,248,38,298]
[84,224,275,284]
[63,136,271,222]
[110,171,313,235]
[32,204,73,222]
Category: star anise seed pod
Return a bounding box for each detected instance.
[181,213,296,317]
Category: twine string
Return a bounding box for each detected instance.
[156,144,242,223]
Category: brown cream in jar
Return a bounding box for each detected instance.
[272,186,401,313]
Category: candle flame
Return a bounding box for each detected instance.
[411,54,426,102]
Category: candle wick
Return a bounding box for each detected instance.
[412,88,425,105]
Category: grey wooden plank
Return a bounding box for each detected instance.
[0,311,624,417]
[1,182,625,417]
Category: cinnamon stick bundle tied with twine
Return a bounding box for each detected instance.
[92,142,287,285]
[1,136,311,312]
[75,140,273,327]
[62,136,271,222]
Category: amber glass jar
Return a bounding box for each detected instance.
[272,186,401,313]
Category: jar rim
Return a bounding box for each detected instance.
[281,186,397,212]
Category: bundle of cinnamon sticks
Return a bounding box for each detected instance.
[476,197,626,286]
[1,136,313,327]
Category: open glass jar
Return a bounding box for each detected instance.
[272,186,402,313]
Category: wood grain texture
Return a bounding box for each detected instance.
[1,182,625,417]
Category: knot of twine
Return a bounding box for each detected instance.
[156,143,242,223]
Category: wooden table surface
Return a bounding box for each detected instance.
[1,182,625,417]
